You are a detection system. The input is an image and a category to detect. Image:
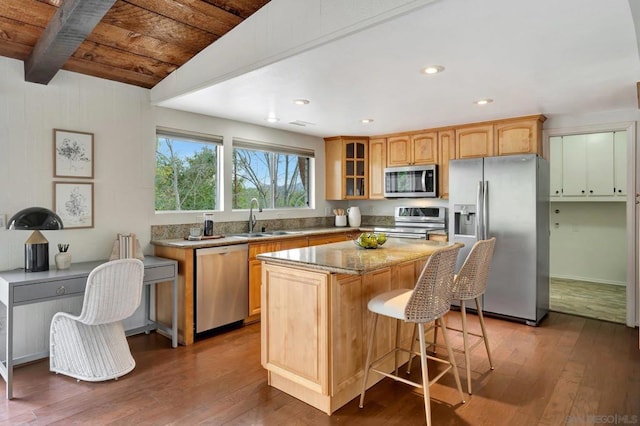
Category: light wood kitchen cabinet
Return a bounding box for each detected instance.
[308,231,359,246]
[325,136,369,200]
[153,245,195,345]
[261,252,432,414]
[248,237,308,319]
[494,115,545,156]
[456,123,494,159]
[438,129,456,199]
[368,138,386,199]
[387,132,438,166]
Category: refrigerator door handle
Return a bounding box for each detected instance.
[476,180,483,239]
[483,180,489,239]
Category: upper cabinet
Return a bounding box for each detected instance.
[369,138,386,200]
[438,129,455,199]
[387,132,438,166]
[614,131,627,197]
[549,130,626,201]
[494,115,545,156]
[325,136,368,200]
[456,124,494,158]
[549,136,563,197]
[324,114,546,200]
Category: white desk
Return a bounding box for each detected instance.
[0,256,178,399]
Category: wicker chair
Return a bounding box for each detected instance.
[414,238,496,394]
[449,237,496,394]
[359,245,465,426]
[50,258,144,382]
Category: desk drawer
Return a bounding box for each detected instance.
[13,277,86,303]
[144,265,175,283]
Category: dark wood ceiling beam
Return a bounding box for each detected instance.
[24,0,117,85]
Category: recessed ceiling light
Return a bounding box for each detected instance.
[474,98,494,105]
[421,65,445,75]
[293,99,310,105]
[361,119,374,124]
[265,116,280,123]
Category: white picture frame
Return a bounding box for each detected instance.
[54,182,94,229]
[53,129,94,179]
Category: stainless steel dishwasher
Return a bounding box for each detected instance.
[195,244,248,334]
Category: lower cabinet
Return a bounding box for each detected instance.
[261,255,429,414]
[248,232,359,320]
[248,238,307,321]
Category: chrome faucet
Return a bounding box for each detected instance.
[249,197,262,233]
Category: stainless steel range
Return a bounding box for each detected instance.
[374,206,447,239]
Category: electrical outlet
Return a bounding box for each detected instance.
[324,207,331,216]
[0,213,6,230]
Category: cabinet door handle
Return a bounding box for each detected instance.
[581,190,585,194]
[56,286,66,295]
[555,190,559,194]
[589,190,593,194]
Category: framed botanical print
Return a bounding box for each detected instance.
[53,129,94,179]
[54,182,94,229]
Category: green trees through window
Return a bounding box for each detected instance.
[155,130,313,212]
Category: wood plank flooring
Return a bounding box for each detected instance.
[1,312,638,425]
[550,278,626,324]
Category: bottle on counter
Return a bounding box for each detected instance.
[203,213,214,236]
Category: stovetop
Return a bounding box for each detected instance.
[374,206,446,238]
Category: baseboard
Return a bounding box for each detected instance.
[550,274,626,287]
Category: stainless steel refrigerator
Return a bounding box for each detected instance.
[448,154,549,325]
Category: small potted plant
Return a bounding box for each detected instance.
[55,243,71,270]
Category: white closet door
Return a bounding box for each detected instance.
[614,130,627,197]
[549,136,563,197]
[561,134,587,196]
[586,132,614,197]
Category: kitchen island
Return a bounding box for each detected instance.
[258,238,461,415]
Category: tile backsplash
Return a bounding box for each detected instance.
[150,215,393,241]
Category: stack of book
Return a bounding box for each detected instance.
[109,233,144,261]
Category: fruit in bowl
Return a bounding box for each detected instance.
[354,232,387,249]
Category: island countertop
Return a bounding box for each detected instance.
[257,238,459,275]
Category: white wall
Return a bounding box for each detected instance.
[0,56,327,357]
[550,202,626,285]
[0,56,328,272]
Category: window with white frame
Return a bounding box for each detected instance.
[155,128,222,211]
[232,138,313,209]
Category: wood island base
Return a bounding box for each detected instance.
[260,255,434,414]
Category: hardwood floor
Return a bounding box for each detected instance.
[1,312,638,425]
[550,278,626,324]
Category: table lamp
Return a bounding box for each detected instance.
[7,207,64,272]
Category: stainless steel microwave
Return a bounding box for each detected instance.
[384,164,437,198]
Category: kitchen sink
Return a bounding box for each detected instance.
[232,230,301,238]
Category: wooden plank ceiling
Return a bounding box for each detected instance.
[0,0,270,88]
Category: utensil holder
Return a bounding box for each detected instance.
[335,215,347,227]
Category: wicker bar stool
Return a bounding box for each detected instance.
[410,237,496,395]
[359,245,465,426]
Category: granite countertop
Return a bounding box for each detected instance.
[150,226,373,249]
[257,239,462,275]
